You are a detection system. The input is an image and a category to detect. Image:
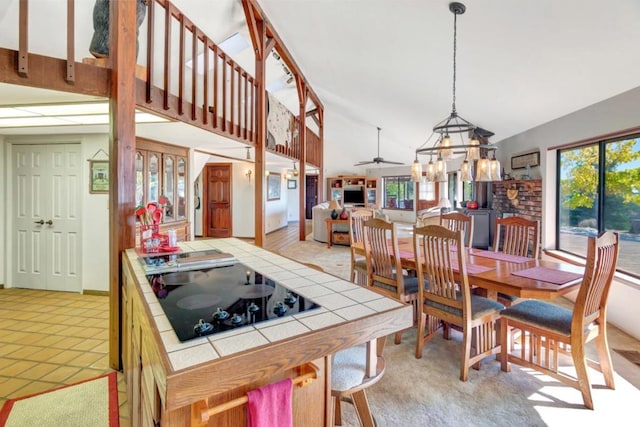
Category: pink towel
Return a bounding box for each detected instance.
[247,378,293,427]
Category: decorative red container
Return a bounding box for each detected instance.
[466,201,479,209]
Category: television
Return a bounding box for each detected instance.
[343,188,365,205]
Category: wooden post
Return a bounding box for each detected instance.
[109,0,138,370]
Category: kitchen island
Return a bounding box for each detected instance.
[122,238,413,426]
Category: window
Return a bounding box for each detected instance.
[557,134,640,277]
[383,176,415,210]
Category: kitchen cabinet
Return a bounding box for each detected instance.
[121,238,412,426]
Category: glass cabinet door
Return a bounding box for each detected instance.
[331,188,342,204]
[177,157,186,219]
[163,155,174,221]
[135,151,144,208]
[148,153,159,203]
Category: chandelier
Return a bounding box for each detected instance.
[411,2,501,183]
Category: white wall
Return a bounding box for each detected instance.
[81,134,110,292]
[286,178,300,221]
[232,163,255,238]
[0,136,5,286]
[497,86,640,340]
[265,169,289,233]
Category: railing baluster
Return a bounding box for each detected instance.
[178,13,185,116]
[146,0,155,102]
[163,2,171,110]
[212,45,218,129]
[202,35,209,125]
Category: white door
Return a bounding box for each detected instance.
[12,144,82,292]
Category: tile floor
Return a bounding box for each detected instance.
[0,288,129,426]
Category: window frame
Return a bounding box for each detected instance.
[382,175,415,210]
[556,132,640,278]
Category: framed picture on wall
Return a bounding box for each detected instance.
[267,172,281,200]
[89,160,109,193]
[511,151,540,169]
[287,179,297,189]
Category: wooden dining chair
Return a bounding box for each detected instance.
[440,211,474,248]
[500,231,619,409]
[413,224,504,381]
[493,216,540,258]
[363,218,419,344]
[493,216,540,307]
[349,209,374,286]
[331,337,386,427]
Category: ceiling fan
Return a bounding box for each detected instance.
[354,127,403,166]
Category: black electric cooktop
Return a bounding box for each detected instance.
[146,261,320,342]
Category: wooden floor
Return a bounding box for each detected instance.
[263,220,312,253]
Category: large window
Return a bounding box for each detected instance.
[557,134,640,276]
[383,176,415,210]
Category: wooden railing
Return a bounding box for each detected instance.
[4,0,322,168]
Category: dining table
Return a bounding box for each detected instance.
[352,237,585,301]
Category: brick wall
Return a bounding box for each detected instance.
[491,179,542,222]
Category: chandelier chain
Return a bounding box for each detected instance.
[452,12,458,115]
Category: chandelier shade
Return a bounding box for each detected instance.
[414,2,500,182]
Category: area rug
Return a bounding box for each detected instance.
[0,372,119,427]
[278,237,351,280]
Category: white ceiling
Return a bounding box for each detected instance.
[2,0,640,172]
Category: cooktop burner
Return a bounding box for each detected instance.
[147,261,319,342]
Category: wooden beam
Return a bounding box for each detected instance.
[18,0,28,76]
[253,17,267,247]
[66,0,75,82]
[109,0,138,371]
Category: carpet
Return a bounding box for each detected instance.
[0,372,119,427]
[337,332,640,427]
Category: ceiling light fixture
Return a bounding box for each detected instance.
[292,162,299,177]
[414,2,499,183]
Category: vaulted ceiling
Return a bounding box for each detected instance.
[2,0,640,173]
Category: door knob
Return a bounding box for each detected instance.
[46,220,53,226]
[34,220,44,225]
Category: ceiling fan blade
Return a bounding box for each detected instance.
[354,160,374,166]
[380,160,404,165]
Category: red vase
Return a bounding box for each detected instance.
[339,208,348,220]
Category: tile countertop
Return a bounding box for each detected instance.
[125,238,411,373]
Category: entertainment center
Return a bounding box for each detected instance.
[327,175,378,207]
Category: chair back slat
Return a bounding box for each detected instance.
[440,211,474,248]
[494,216,540,258]
[574,232,619,330]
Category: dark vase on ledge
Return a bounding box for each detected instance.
[331,209,339,220]
[89,0,148,59]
